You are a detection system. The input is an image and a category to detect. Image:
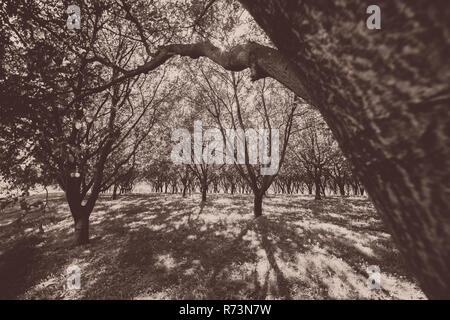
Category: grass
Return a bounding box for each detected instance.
[0,193,425,299]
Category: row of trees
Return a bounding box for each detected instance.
[140,156,363,198]
[139,99,364,205]
[133,59,364,216]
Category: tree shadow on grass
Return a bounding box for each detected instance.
[255,217,292,299]
[0,236,42,299]
[257,208,421,298]
[0,234,68,299]
[0,193,424,299]
[80,205,258,299]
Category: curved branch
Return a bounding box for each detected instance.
[84,41,311,102]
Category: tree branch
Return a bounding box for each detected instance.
[84,41,311,103]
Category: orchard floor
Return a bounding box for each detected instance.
[0,193,425,300]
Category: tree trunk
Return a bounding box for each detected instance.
[112,184,118,200]
[353,184,359,196]
[321,182,326,197]
[254,192,263,217]
[338,182,346,197]
[306,183,313,195]
[201,184,207,202]
[74,213,89,245]
[239,0,450,298]
[314,172,322,200]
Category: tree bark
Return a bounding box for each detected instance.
[66,179,97,246]
[74,213,89,245]
[238,0,450,298]
[254,192,263,217]
[112,184,118,200]
[201,184,207,202]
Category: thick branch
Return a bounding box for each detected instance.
[86,41,310,102]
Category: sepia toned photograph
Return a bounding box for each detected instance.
[0,0,448,306]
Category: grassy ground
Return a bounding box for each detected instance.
[0,193,425,300]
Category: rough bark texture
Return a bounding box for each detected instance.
[254,193,263,217]
[66,182,95,246]
[239,0,450,298]
[74,213,89,245]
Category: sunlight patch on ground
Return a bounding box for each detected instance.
[0,194,426,300]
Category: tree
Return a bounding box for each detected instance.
[191,64,296,216]
[0,1,173,244]
[291,110,336,200]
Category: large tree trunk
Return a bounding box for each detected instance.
[239,0,450,298]
[254,192,263,217]
[74,213,90,245]
[66,184,97,246]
